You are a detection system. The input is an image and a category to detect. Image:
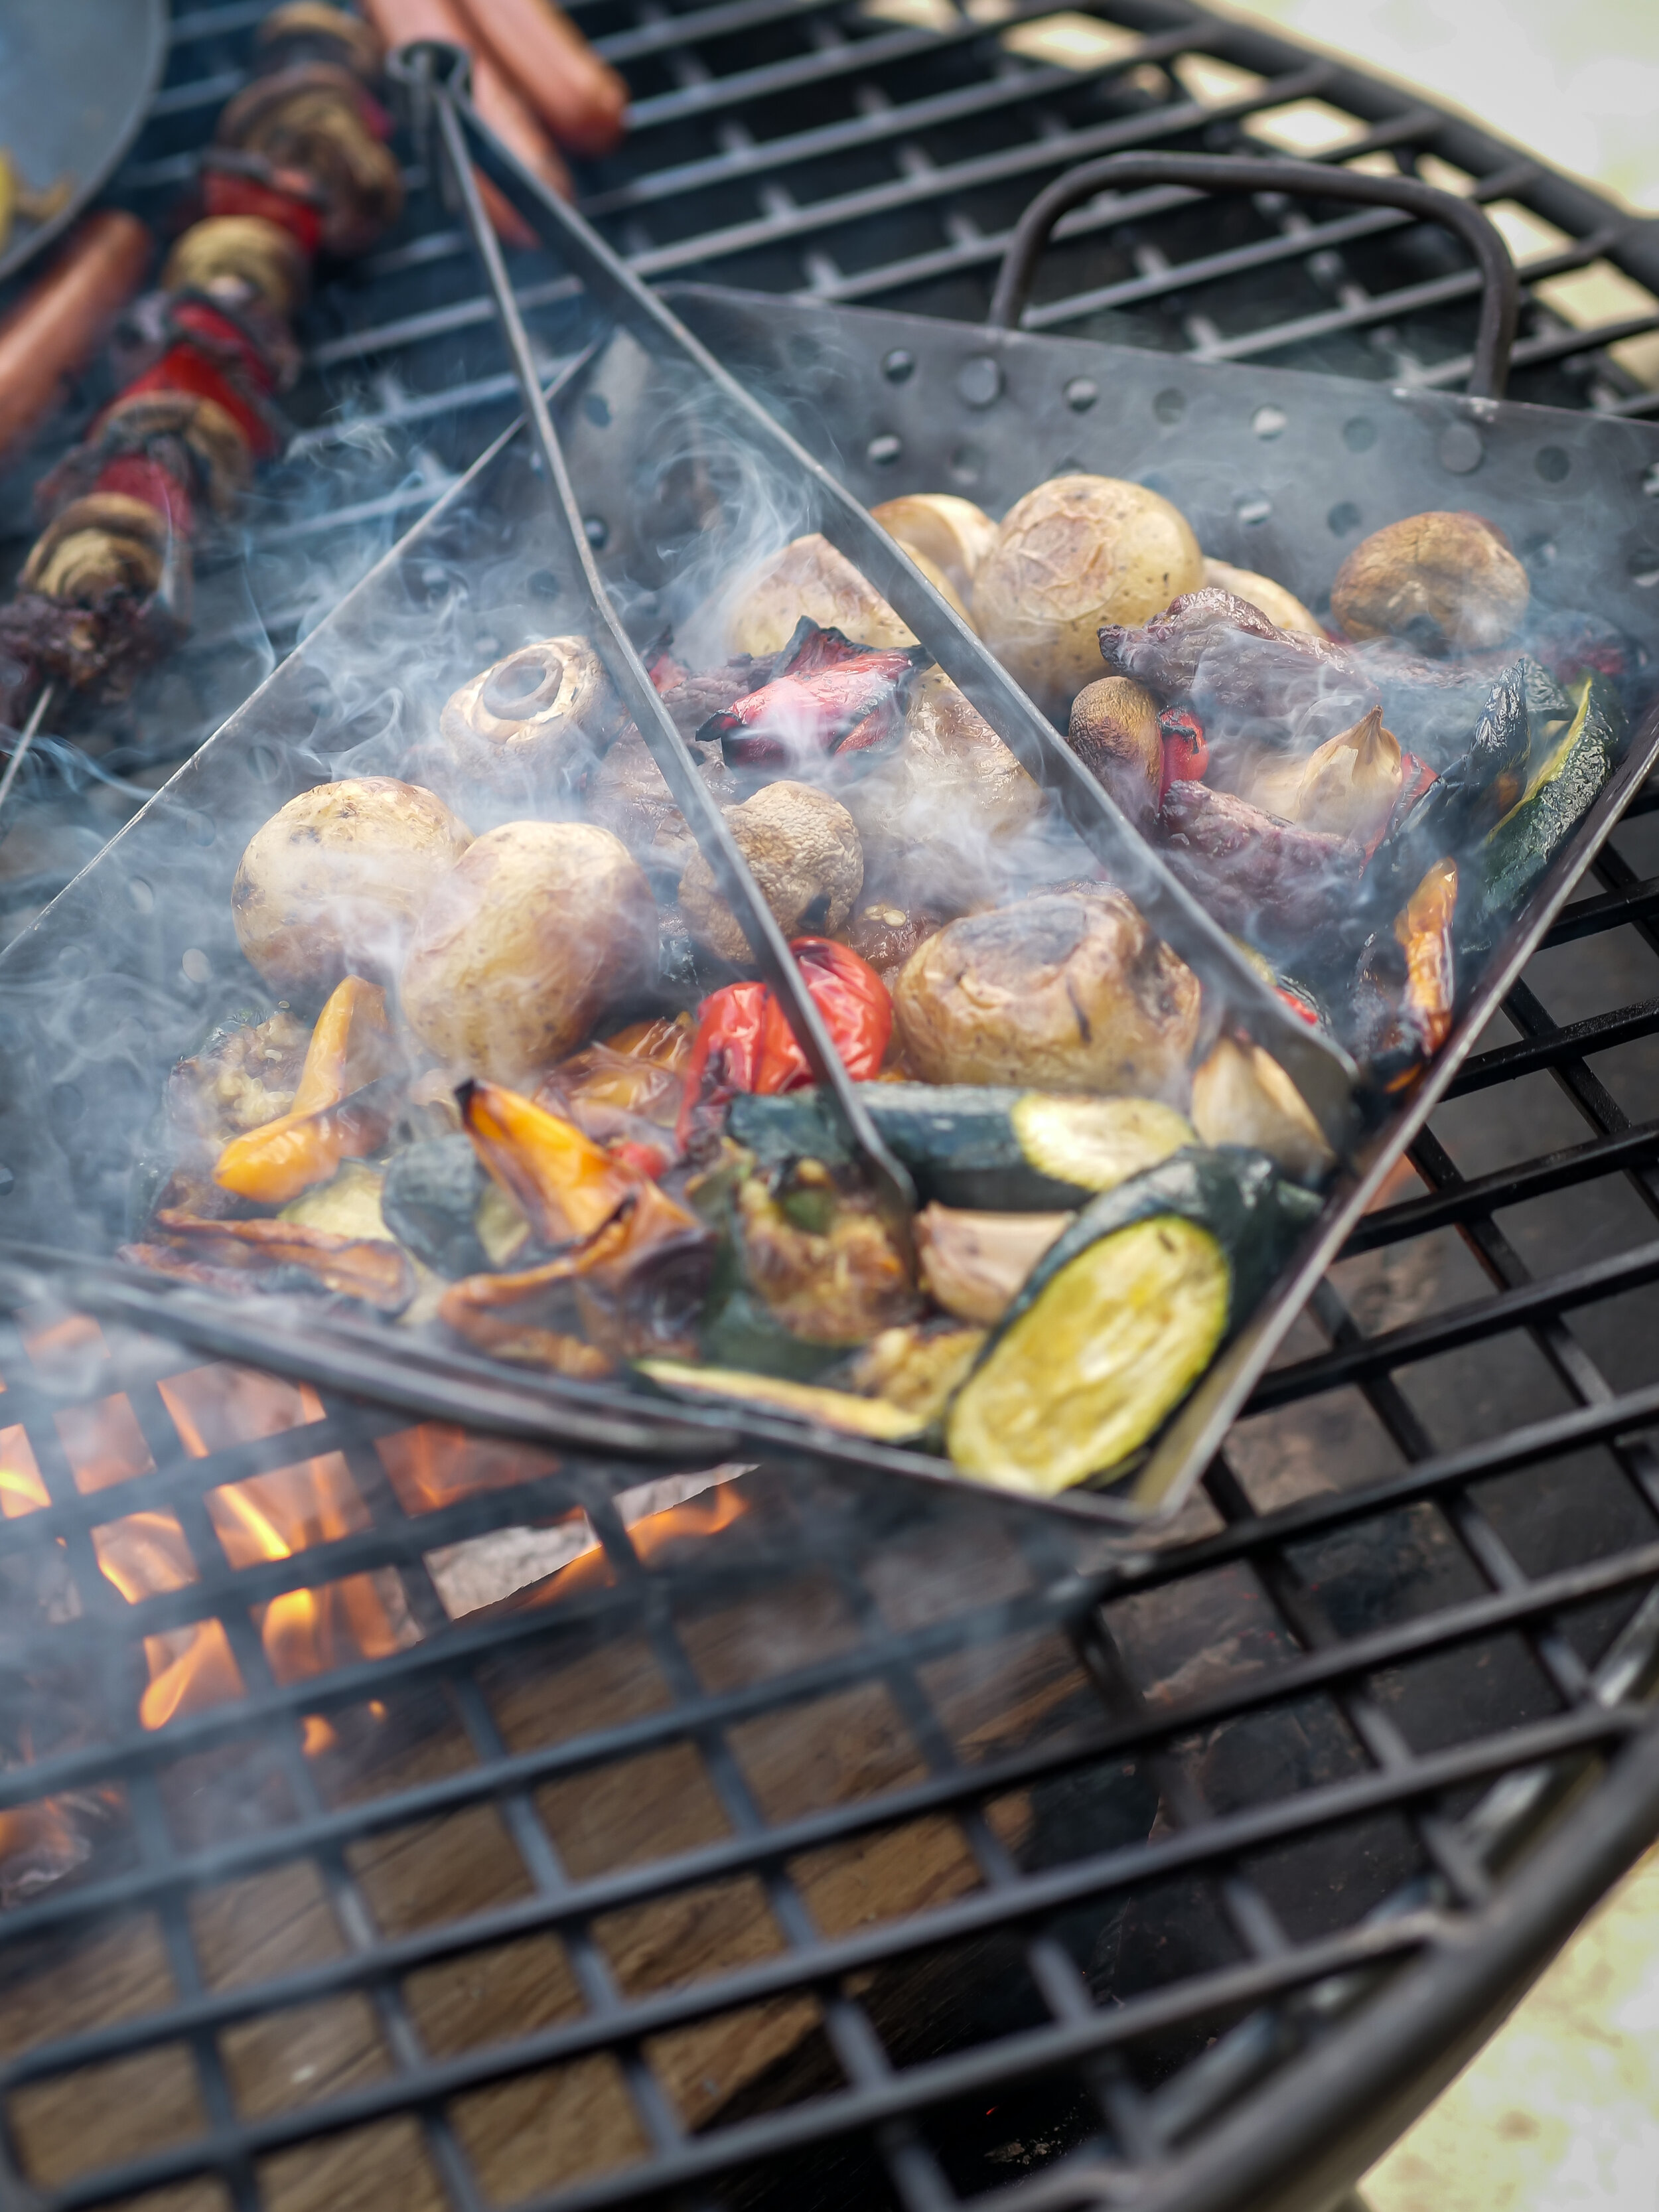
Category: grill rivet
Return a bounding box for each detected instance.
[950,443,984,484]
[1064,376,1098,412]
[1630,548,1659,589]
[181,948,212,985]
[1251,404,1287,440]
[0,1165,15,1199]
[1328,500,1362,536]
[1437,421,1484,475]
[528,569,561,599]
[128,879,154,916]
[583,394,612,428]
[583,516,608,550]
[882,348,915,383]
[1534,445,1570,483]
[1234,492,1272,526]
[1644,463,1659,501]
[1342,416,1376,453]
[956,356,1003,409]
[867,433,902,466]
[1153,388,1186,423]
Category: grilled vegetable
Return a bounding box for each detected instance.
[678,780,863,960]
[1159,780,1360,947]
[233,778,473,999]
[214,978,401,1202]
[437,636,620,801]
[636,1359,929,1440]
[140,1212,416,1311]
[381,1134,490,1278]
[946,1148,1320,1493]
[893,891,1201,1099]
[1398,857,1458,1054]
[841,1319,988,1419]
[677,939,893,1148]
[1331,511,1528,654]
[845,674,1045,911]
[870,494,997,603]
[1481,674,1625,918]
[1356,644,1570,765]
[1066,676,1163,830]
[914,1204,1072,1324]
[729,1161,918,1347]
[399,820,658,1082]
[843,902,944,978]
[731,1082,1192,1209]
[725,534,940,654]
[1200,557,1319,634]
[1291,703,1402,848]
[460,1079,638,1243]
[1098,588,1377,754]
[1190,1036,1335,1183]
[974,475,1204,713]
[703,621,927,771]
[1370,663,1532,897]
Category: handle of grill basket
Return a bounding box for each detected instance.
[987,153,1520,400]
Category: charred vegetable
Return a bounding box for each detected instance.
[678,780,863,960]
[1331,511,1529,655]
[1370,663,1532,897]
[731,1082,1192,1209]
[437,636,620,800]
[726,1159,918,1348]
[133,1212,416,1312]
[233,777,473,999]
[1190,1036,1335,1183]
[1481,674,1625,918]
[636,1359,929,1440]
[677,939,893,1147]
[703,620,926,771]
[946,1147,1320,1493]
[974,475,1205,715]
[914,1205,1071,1325]
[841,1319,988,1419]
[380,1133,490,1279]
[400,821,658,1082]
[1066,676,1163,830]
[214,977,401,1203]
[892,891,1201,1100]
[1291,703,1402,848]
[1158,780,1361,947]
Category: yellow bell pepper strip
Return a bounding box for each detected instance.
[1396,857,1458,1057]
[214,979,401,1204]
[143,1211,415,1311]
[458,1079,640,1244]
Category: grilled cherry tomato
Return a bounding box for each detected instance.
[1157,705,1208,800]
[676,939,893,1148]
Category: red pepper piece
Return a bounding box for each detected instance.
[122,346,276,455]
[676,939,893,1148]
[95,455,194,536]
[203,170,325,256]
[1157,705,1208,802]
[700,619,924,769]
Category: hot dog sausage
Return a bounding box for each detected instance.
[0,212,151,461]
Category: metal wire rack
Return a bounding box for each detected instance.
[1,7,1658,2209]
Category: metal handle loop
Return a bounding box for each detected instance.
[987,153,1520,400]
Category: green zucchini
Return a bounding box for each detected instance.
[635,1359,928,1440]
[1481,672,1625,919]
[728,1084,1194,1210]
[946,1147,1321,1496]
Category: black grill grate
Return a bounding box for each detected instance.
[1,8,1658,2209]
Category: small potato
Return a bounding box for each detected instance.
[233,777,473,1000]
[1067,676,1163,829]
[973,475,1204,714]
[399,822,657,1080]
[845,675,1043,910]
[893,889,1200,1100]
[1191,1033,1334,1182]
[1202,557,1320,634]
[870,494,998,603]
[725,532,966,655]
[437,635,619,797]
[1331,510,1529,654]
[679,781,863,962]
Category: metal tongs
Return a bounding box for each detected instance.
[394,44,1360,1197]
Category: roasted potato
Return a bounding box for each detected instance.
[972,475,1204,713]
[869,493,997,603]
[1067,676,1163,829]
[844,675,1044,910]
[233,777,473,1000]
[1202,557,1319,635]
[399,821,657,1080]
[1331,511,1529,654]
[892,889,1201,1099]
[678,780,863,962]
[437,635,620,798]
[725,532,966,656]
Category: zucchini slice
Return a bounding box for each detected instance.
[635,1359,928,1440]
[1481,672,1624,918]
[729,1084,1194,1209]
[946,1146,1319,1495]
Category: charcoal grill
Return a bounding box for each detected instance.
[1,3,1659,2207]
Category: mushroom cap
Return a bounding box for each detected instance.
[679,780,864,962]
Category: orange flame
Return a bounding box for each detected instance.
[537,1480,749,1603]
[0,1424,49,1518]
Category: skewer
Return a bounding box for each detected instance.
[0,681,58,845]
[411,45,920,1236]
[401,41,1360,1155]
